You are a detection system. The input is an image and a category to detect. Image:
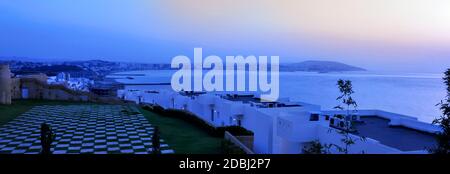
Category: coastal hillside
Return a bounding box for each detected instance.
[1,59,366,77]
[280,60,366,73]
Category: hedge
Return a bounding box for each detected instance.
[142,105,254,137]
[220,140,246,154]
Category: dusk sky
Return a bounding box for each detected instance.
[1,0,450,73]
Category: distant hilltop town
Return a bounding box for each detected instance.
[0,58,366,80]
[0,59,171,80]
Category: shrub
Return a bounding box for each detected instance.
[216,126,254,136]
[220,140,246,154]
[142,105,165,115]
[302,140,331,154]
[432,69,450,154]
[152,126,161,154]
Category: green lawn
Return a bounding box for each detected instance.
[139,108,223,154]
[0,99,95,125]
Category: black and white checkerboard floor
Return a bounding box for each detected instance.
[0,105,174,154]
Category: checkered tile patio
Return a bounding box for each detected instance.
[0,105,174,154]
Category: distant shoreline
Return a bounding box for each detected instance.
[110,73,146,76]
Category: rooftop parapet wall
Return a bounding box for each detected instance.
[316,125,404,154]
[322,110,417,120]
[322,109,442,134]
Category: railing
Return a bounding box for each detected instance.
[224,131,254,154]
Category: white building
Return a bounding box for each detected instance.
[56,72,70,82]
[48,73,93,92]
[119,88,441,154]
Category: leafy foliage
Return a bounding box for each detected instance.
[327,129,366,154]
[332,79,364,154]
[302,140,331,154]
[334,79,358,113]
[431,69,450,154]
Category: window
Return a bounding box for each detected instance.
[309,114,319,121]
[339,121,345,128]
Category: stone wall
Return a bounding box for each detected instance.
[0,64,12,104]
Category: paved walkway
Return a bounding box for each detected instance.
[0,105,174,154]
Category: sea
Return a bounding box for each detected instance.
[108,70,446,123]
